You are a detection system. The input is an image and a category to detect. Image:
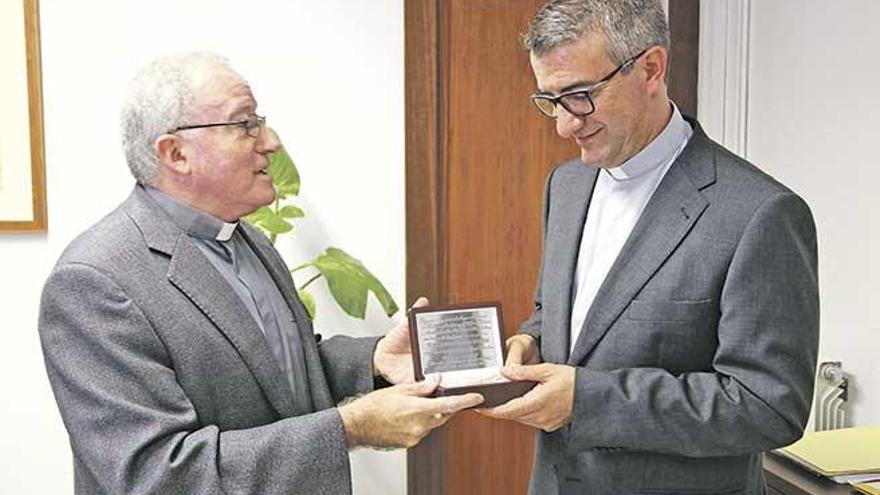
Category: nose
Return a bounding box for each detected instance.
[555,106,585,139]
[256,126,281,154]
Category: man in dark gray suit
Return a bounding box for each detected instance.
[480,1,819,494]
[39,52,482,495]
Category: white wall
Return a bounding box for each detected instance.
[699,0,880,427]
[0,1,406,493]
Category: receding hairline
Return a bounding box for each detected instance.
[185,65,256,119]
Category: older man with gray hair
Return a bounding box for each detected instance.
[480,1,819,494]
[39,52,482,495]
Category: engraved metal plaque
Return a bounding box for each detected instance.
[409,302,537,407]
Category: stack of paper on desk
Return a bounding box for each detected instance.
[775,426,880,484]
[853,480,880,495]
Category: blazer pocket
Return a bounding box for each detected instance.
[623,299,717,322]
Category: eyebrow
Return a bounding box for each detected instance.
[535,80,598,97]
[228,103,257,120]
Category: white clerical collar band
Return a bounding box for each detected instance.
[216,222,237,241]
[605,103,690,181]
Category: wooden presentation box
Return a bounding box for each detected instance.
[408,302,536,408]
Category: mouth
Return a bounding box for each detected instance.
[575,127,602,146]
[255,167,270,176]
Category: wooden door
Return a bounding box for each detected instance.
[405,1,699,494]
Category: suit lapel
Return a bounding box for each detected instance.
[567,127,715,365]
[544,164,599,364]
[124,187,297,418]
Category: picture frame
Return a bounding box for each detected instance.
[0,0,47,232]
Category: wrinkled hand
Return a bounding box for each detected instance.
[339,377,484,449]
[476,364,574,432]
[505,334,541,366]
[373,297,429,384]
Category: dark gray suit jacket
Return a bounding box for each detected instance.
[520,120,819,495]
[39,186,379,494]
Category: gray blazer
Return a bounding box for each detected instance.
[520,120,819,495]
[39,186,379,495]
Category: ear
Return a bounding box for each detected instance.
[154,134,190,175]
[641,45,668,96]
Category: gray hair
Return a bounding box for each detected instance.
[523,0,669,65]
[119,52,235,185]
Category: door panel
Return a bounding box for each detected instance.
[443,1,576,494]
[407,1,576,494]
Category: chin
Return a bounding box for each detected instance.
[239,195,275,218]
[580,141,624,168]
[257,185,276,206]
[580,150,608,168]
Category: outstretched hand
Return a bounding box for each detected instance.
[373,297,429,384]
[339,377,484,449]
[476,363,574,432]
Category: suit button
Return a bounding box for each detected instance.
[552,464,559,474]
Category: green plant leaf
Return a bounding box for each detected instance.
[311,247,399,319]
[248,130,397,323]
[297,289,317,319]
[244,205,271,224]
[261,210,294,235]
[244,206,275,238]
[279,205,305,219]
[268,134,300,199]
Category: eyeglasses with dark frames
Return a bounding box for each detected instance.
[170,114,267,138]
[530,48,650,119]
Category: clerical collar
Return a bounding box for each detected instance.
[603,103,691,181]
[141,185,238,241]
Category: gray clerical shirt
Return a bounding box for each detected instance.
[144,185,313,415]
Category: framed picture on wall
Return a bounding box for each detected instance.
[0,0,46,232]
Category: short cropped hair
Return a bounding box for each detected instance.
[523,0,669,65]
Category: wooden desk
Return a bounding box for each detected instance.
[764,453,859,495]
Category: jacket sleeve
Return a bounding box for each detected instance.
[566,192,820,457]
[519,167,557,344]
[40,262,352,495]
[318,335,382,402]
